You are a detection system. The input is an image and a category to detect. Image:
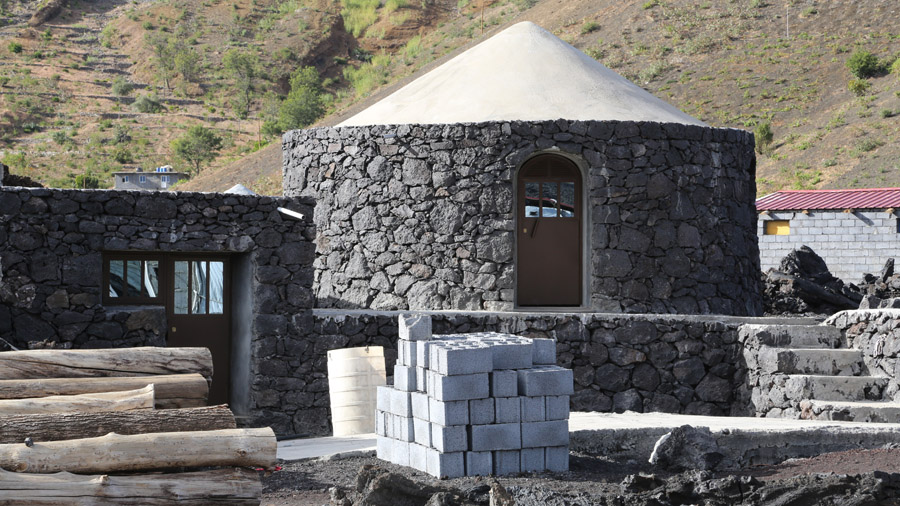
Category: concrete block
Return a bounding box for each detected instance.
[416,366,427,392]
[413,416,431,447]
[485,339,533,370]
[375,409,386,436]
[429,398,469,426]
[376,386,391,412]
[428,370,489,401]
[431,423,467,453]
[493,450,521,475]
[390,389,412,417]
[465,451,492,477]
[520,447,544,473]
[522,420,569,448]
[411,391,430,420]
[426,449,465,479]
[490,370,518,398]
[517,365,574,396]
[532,338,557,365]
[385,412,394,438]
[416,341,432,369]
[392,440,410,467]
[431,342,493,375]
[521,396,546,422]
[410,442,428,472]
[495,396,521,424]
[469,398,495,425]
[396,414,415,442]
[469,423,521,451]
[394,364,416,392]
[399,313,432,341]
[545,446,569,472]
[376,435,392,462]
[546,395,570,421]
[399,339,417,367]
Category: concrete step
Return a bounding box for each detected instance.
[759,348,865,376]
[801,399,900,423]
[741,324,841,349]
[785,375,888,402]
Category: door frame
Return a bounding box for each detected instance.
[513,150,590,309]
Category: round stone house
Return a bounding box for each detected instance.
[283,22,761,316]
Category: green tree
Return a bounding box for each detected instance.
[277,66,326,132]
[846,50,882,78]
[175,46,202,83]
[145,32,176,90]
[223,49,258,119]
[754,121,773,154]
[170,125,222,175]
[75,173,100,189]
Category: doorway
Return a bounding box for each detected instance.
[516,154,583,306]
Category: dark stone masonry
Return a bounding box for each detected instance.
[0,187,315,425]
[283,120,762,315]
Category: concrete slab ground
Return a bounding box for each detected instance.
[278,411,900,465]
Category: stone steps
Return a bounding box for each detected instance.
[744,324,842,349]
[785,375,887,402]
[801,399,900,423]
[759,348,864,376]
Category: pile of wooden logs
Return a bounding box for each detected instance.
[0,347,276,505]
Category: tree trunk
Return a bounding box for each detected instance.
[0,374,208,409]
[0,385,154,415]
[0,428,277,473]
[0,347,213,381]
[0,467,260,505]
[0,404,237,444]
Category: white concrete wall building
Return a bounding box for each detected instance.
[757,188,900,284]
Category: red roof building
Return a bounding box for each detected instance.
[756,188,900,211]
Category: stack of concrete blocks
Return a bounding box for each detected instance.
[376,314,573,478]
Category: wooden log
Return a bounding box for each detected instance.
[0,374,208,408]
[0,467,261,505]
[0,347,213,381]
[0,428,276,473]
[0,405,237,444]
[0,385,154,415]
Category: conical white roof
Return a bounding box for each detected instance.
[339,22,703,127]
[225,183,256,195]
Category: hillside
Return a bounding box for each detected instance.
[2,0,900,195]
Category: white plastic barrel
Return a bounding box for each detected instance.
[327,346,387,436]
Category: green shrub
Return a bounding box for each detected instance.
[51,130,69,145]
[754,121,773,154]
[341,0,379,37]
[114,148,133,164]
[74,173,101,189]
[8,41,22,54]
[881,109,895,119]
[892,57,900,79]
[111,77,134,96]
[846,50,881,78]
[142,21,154,30]
[511,0,537,11]
[132,94,163,113]
[642,0,659,9]
[0,76,8,87]
[403,35,422,62]
[848,77,870,96]
[114,125,131,144]
[581,21,600,35]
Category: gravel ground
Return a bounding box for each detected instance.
[262,447,900,505]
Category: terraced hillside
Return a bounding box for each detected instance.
[2,0,900,195]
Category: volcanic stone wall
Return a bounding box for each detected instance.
[292,311,749,436]
[827,309,900,401]
[283,119,761,315]
[0,186,315,426]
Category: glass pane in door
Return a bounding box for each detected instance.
[109,260,123,297]
[524,182,540,217]
[174,261,189,314]
[144,260,159,298]
[209,261,224,314]
[560,182,575,217]
[192,261,208,315]
[541,182,558,217]
[126,260,142,297]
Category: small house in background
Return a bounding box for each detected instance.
[757,188,900,283]
[113,165,188,191]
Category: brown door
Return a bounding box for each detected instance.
[517,154,582,306]
[167,256,231,405]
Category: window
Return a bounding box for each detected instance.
[523,180,576,218]
[122,176,129,182]
[161,175,170,183]
[173,260,225,315]
[104,254,163,304]
[139,175,147,183]
[765,220,790,235]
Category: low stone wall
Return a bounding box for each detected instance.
[827,309,900,401]
[284,310,778,436]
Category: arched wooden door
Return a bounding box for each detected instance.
[517,154,582,306]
